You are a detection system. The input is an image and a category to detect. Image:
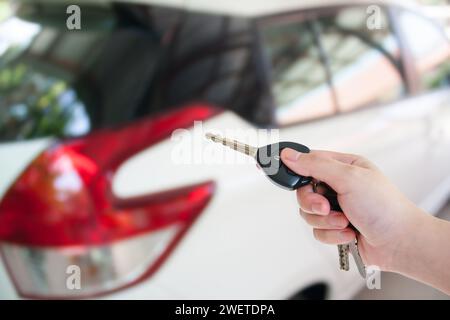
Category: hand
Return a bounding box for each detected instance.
[280,149,424,271]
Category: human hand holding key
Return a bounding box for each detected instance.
[282,148,450,296]
[280,148,424,272]
[206,134,450,295]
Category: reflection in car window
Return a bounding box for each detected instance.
[160,14,273,126]
[0,3,273,142]
[261,6,406,125]
[261,20,337,125]
[398,10,450,91]
[0,63,90,140]
[0,7,110,141]
[319,7,405,112]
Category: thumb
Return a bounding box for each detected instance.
[280,149,353,194]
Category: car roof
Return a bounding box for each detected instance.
[143,0,418,17]
[21,0,420,17]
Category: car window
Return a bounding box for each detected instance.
[260,19,337,125]
[0,3,148,141]
[260,6,406,126]
[318,6,405,112]
[398,10,450,91]
[0,3,271,142]
[0,17,93,141]
[158,14,273,126]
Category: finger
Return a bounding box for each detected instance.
[280,149,356,193]
[313,150,374,169]
[300,210,349,229]
[313,228,356,245]
[297,184,330,215]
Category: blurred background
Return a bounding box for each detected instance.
[0,0,449,300]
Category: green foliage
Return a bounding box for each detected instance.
[0,63,72,140]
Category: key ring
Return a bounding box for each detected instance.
[311,179,319,193]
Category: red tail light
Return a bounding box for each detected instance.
[0,104,218,298]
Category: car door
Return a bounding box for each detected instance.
[394,7,450,213]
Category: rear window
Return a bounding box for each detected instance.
[0,2,270,142]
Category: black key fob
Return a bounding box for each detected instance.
[256,142,312,191]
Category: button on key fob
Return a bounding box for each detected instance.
[256,141,312,190]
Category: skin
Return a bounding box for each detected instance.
[280,148,450,295]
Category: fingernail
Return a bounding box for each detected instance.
[340,230,353,241]
[311,203,326,215]
[282,148,301,162]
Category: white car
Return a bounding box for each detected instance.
[0,0,450,299]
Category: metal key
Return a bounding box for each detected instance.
[312,180,366,277]
[205,133,258,158]
[350,239,366,278]
[206,133,312,190]
[312,181,350,271]
[337,242,366,277]
[205,133,366,278]
[338,244,350,270]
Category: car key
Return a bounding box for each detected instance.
[205,133,312,190]
[312,181,350,271]
[205,133,366,278]
[311,181,365,277]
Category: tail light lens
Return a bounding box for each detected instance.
[0,104,217,299]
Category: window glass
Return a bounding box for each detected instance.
[261,6,405,125]
[0,3,270,142]
[261,20,336,125]
[0,6,112,141]
[399,10,450,91]
[161,13,272,125]
[319,6,405,112]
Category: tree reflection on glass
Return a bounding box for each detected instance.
[0,59,88,141]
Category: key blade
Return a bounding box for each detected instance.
[349,240,366,279]
[205,132,221,143]
[205,133,258,158]
[338,244,350,271]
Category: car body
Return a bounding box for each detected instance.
[423,4,450,39]
[0,0,450,299]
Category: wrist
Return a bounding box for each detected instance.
[384,205,429,273]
